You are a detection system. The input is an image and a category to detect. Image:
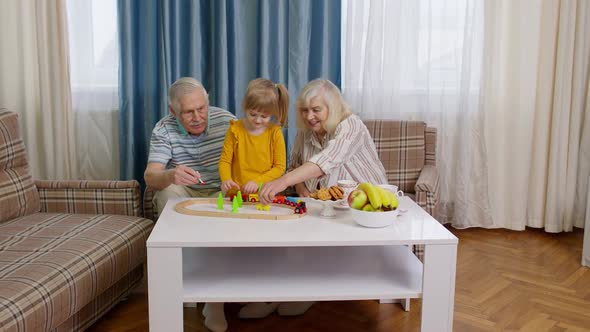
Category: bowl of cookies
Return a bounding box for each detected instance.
[306,186,346,217]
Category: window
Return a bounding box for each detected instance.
[66,0,118,94]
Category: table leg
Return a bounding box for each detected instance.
[379,298,410,311]
[421,244,457,332]
[148,247,183,331]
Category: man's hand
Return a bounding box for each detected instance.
[294,183,311,197]
[221,180,240,193]
[170,165,201,185]
[241,181,259,195]
[259,179,288,204]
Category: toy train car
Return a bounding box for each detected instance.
[272,195,286,204]
[285,196,300,206]
[293,201,307,214]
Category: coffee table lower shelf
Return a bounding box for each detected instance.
[181,245,423,303]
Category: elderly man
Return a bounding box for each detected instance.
[144,77,236,214]
[144,77,235,331]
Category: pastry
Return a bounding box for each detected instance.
[328,186,344,200]
[316,188,332,201]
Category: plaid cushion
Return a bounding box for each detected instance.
[0,213,153,331]
[0,111,40,222]
[36,180,142,217]
[364,120,426,193]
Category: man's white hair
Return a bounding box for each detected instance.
[168,77,209,112]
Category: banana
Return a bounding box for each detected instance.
[362,204,376,212]
[374,185,392,209]
[391,192,399,209]
[358,182,382,209]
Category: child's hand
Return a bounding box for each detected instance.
[241,181,259,195]
[221,180,240,193]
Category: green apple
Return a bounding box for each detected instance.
[348,189,368,210]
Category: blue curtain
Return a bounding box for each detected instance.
[118,0,341,184]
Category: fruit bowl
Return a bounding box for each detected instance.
[350,208,399,228]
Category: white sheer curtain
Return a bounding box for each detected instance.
[483,0,590,232]
[66,0,120,180]
[0,0,78,179]
[343,0,590,231]
[342,0,492,227]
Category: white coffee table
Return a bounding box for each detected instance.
[147,196,458,331]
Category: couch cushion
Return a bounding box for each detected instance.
[0,213,153,331]
[364,120,425,193]
[0,111,39,222]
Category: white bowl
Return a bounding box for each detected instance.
[350,208,399,228]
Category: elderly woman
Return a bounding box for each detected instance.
[259,79,387,203]
[245,79,388,319]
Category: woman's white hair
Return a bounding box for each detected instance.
[168,77,209,112]
[295,79,352,134]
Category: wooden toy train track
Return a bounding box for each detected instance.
[174,198,306,220]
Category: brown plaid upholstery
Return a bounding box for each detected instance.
[36,180,142,217]
[364,120,426,193]
[0,111,154,331]
[143,187,156,221]
[0,213,152,331]
[365,120,440,261]
[52,265,143,332]
[0,111,40,223]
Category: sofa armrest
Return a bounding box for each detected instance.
[415,165,438,192]
[35,180,142,217]
[414,165,440,220]
[144,186,156,221]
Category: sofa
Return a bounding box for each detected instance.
[364,120,438,217]
[0,110,154,331]
[364,120,439,260]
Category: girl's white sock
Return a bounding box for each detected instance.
[202,303,227,332]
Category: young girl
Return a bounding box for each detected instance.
[219,78,289,196]
[203,78,288,332]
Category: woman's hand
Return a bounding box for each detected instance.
[241,181,259,195]
[294,183,311,197]
[221,180,240,193]
[259,178,289,204]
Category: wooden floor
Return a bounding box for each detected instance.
[87,227,590,332]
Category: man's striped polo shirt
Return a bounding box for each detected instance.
[148,106,236,191]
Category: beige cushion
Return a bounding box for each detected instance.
[0,111,39,222]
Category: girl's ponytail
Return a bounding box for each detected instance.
[275,83,289,127]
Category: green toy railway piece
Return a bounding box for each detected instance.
[231,197,238,213]
[217,192,224,210]
[236,190,243,207]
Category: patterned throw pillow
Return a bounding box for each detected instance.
[0,110,40,222]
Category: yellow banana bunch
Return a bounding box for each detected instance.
[375,185,393,210]
[390,193,399,209]
[360,183,400,211]
[357,182,382,209]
